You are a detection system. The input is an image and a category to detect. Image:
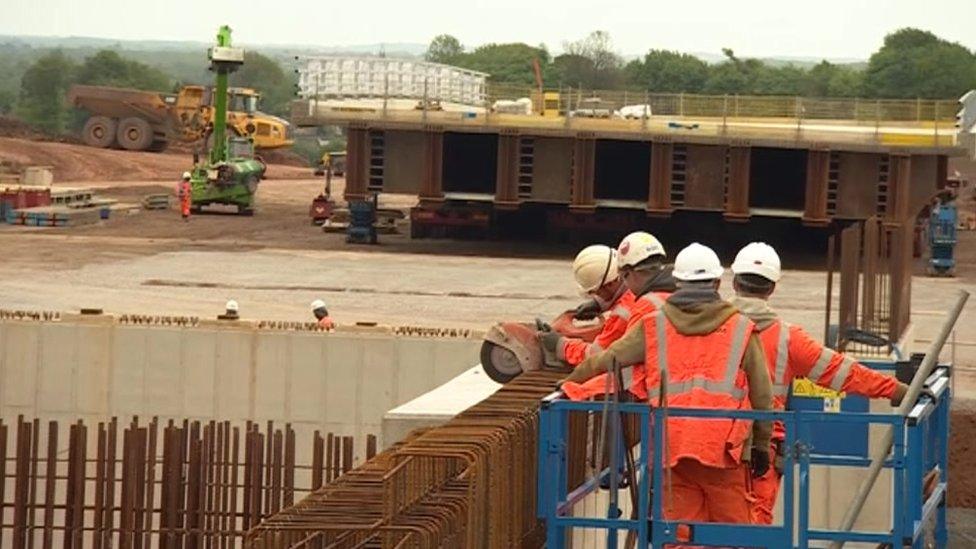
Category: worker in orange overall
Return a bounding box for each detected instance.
[562,243,773,537]
[729,242,909,525]
[311,299,335,330]
[177,171,192,221]
[560,231,676,401]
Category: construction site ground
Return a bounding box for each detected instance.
[2,137,976,541]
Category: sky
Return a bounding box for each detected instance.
[3,0,974,60]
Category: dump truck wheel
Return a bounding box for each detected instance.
[116,117,154,151]
[82,116,118,148]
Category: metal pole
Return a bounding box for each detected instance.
[722,95,729,135]
[383,74,388,119]
[643,90,650,132]
[829,290,969,548]
[422,77,428,124]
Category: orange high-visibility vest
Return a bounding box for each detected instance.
[643,309,755,469]
[757,319,900,441]
[562,292,670,401]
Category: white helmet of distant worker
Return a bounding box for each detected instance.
[310,299,326,311]
[617,231,666,269]
[181,171,191,180]
[572,245,619,294]
[672,243,724,282]
[225,300,239,313]
[731,242,782,283]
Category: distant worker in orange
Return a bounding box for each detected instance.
[178,171,192,221]
[729,242,909,525]
[561,243,773,536]
[311,299,334,330]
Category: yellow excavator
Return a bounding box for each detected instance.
[68,84,292,152]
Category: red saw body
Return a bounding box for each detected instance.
[480,311,605,383]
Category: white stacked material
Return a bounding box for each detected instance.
[298,57,488,107]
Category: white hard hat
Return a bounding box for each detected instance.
[182,171,191,179]
[572,245,619,294]
[672,243,724,282]
[225,300,239,312]
[731,242,782,282]
[617,231,666,269]
[310,299,326,311]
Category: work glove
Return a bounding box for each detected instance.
[539,331,563,354]
[573,299,602,321]
[750,447,770,478]
[889,382,909,406]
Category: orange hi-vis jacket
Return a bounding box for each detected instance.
[562,291,670,401]
[758,319,900,441]
[643,309,756,468]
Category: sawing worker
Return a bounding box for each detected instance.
[560,243,773,530]
[311,299,335,330]
[729,242,909,525]
[561,231,677,401]
[539,245,636,366]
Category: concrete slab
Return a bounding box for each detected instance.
[381,364,500,446]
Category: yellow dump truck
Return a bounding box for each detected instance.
[67,84,292,152]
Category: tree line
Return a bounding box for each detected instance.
[7,48,295,134]
[426,28,976,100]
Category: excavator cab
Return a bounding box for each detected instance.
[227,87,260,114]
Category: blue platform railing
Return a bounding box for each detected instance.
[537,364,951,548]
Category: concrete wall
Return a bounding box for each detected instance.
[383,130,425,194]
[0,314,481,456]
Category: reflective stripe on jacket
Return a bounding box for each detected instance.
[643,309,756,469]
[758,319,900,441]
[561,290,670,401]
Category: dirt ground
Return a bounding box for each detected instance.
[0,136,310,181]
[2,138,976,524]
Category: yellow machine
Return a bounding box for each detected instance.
[69,84,293,152]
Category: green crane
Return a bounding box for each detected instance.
[189,25,264,215]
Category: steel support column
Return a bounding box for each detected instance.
[420,128,444,202]
[570,135,596,211]
[803,149,831,226]
[724,145,750,222]
[647,142,673,217]
[344,127,369,201]
[886,154,911,224]
[495,131,520,209]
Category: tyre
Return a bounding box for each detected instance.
[116,117,154,151]
[81,116,118,148]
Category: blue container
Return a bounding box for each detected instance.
[100,207,111,220]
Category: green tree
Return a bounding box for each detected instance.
[0,88,15,114]
[459,43,549,87]
[17,51,76,133]
[426,34,464,64]
[75,50,170,91]
[625,50,709,92]
[230,51,295,116]
[862,28,976,98]
[803,61,863,97]
[562,31,624,89]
